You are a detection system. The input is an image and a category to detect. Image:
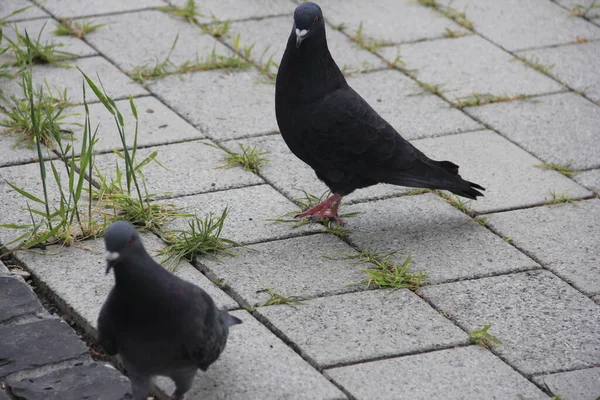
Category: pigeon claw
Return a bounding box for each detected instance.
[295,193,344,224]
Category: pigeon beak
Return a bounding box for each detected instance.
[295,28,308,48]
[105,251,119,274]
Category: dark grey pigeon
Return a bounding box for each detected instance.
[275,2,485,224]
[97,221,242,400]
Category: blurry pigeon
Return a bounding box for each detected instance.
[275,2,484,223]
[97,221,242,400]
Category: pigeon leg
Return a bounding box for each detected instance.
[296,193,344,224]
[128,373,151,400]
[169,368,196,400]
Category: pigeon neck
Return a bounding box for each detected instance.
[280,28,346,96]
[112,252,163,292]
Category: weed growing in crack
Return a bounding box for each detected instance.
[4,25,77,66]
[159,0,204,23]
[469,323,502,348]
[259,288,303,307]
[206,142,269,174]
[200,13,231,38]
[158,208,239,269]
[346,248,427,291]
[349,22,388,52]
[437,191,474,215]
[453,92,530,109]
[570,0,600,18]
[417,0,474,30]
[519,55,554,75]
[536,162,576,178]
[53,19,106,39]
[544,191,574,205]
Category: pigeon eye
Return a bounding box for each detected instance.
[313,16,319,25]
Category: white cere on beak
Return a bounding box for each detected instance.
[106,251,120,261]
[296,28,308,38]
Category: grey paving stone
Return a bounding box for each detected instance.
[486,199,600,296]
[170,0,292,21]
[61,96,205,154]
[326,346,548,400]
[0,260,8,274]
[0,134,48,168]
[0,161,82,249]
[0,56,148,106]
[6,362,131,400]
[439,0,600,51]
[575,168,600,193]
[224,15,385,73]
[0,318,90,378]
[346,70,481,139]
[344,193,538,284]
[420,270,600,375]
[92,139,263,199]
[156,310,346,400]
[2,18,97,57]
[149,69,277,140]
[467,93,600,170]
[380,35,564,101]
[238,134,412,205]
[258,289,469,367]
[594,294,600,305]
[39,0,167,19]
[413,130,591,213]
[534,367,600,400]
[0,275,46,324]
[0,388,9,400]
[84,10,235,72]
[316,0,469,44]
[163,185,320,245]
[519,41,600,103]
[1,0,48,22]
[16,232,237,334]
[201,234,366,306]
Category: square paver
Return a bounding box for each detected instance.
[16,232,237,335]
[38,0,167,19]
[0,134,54,168]
[534,367,600,400]
[438,0,600,51]
[467,92,600,170]
[316,0,469,44]
[257,289,468,367]
[224,15,385,73]
[380,35,564,101]
[84,10,235,72]
[200,234,366,306]
[344,193,538,284]
[236,134,413,205]
[486,199,600,296]
[1,0,48,22]
[420,270,600,375]
[170,0,292,21]
[3,18,97,57]
[346,70,481,139]
[162,185,320,245]
[61,96,205,154]
[0,56,148,106]
[575,168,600,194]
[155,310,346,400]
[92,139,263,199]
[0,318,90,378]
[149,69,277,140]
[326,346,548,400]
[413,130,592,213]
[519,41,600,103]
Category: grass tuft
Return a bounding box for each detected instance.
[200,13,231,38]
[346,249,427,291]
[535,162,576,178]
[207,142,269,174]
[259,288,303,307]
[570,0,600,17]
[159,0,204,23]
[520,55,554,75]
[544,191,574,205]
[437,191,473,215]
[406,188,432,196]
[53,19,106,39]
[453,92,529,109]
[5,25,77,66]
[443,27,469,38]
[349,22,388,52]
[417,0,474,30]
[469,323,502,348]
[158,208,239,269]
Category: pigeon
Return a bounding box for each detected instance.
[97,221,242,400]
[275,2,485,224]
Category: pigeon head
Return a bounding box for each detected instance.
[104,221,145,274]
[293,2,324,48]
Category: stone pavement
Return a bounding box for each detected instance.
[1,0,599,399]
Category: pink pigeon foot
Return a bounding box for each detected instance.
[295,193,344,224]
